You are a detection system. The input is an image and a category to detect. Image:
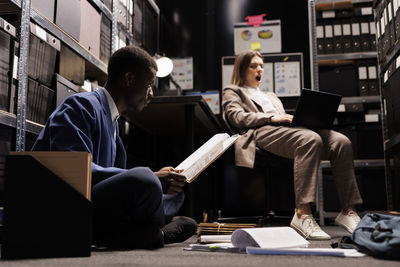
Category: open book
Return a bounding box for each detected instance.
[176,133,239,183]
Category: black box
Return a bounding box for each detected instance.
[59,44,85,86]
[55,74,79,107]
[55,0,81,41]
[100,13,111,65]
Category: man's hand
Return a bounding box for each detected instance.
[154,167,186,195]
[270,114,293,124]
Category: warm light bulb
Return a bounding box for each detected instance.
[156,57,173,78]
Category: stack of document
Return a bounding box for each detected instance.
[186,227,366,257]
[197,222,257,236]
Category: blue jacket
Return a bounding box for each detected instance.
[32,89,127,186]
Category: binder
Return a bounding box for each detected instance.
[360,18,371,51]
[0,24,11,112]
[357,61,369,96]
[9,41,18,114]
[376,2,385,61]
[369,21,377,51]
[383,1,391,56]
[367,63,379,95]
[387,0,396,51]
[2,153,92,259]
[316,23,325,54]
[133,0,143,44]
[333,22,343,53]
[100,13,112,65]
[79,0,101,58]
[28,22,60,87]
[59,43,85,85]
[342,19,353,53]
[351,19,361,52]
[324,21,334,54]
[395,0,400,42]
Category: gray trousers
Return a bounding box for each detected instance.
[254,126,363,208]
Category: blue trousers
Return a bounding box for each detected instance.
[91,167,184,248]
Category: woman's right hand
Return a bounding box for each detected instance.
[270,114,293,123]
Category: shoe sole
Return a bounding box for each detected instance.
[334,220,353,234]
[290,222,331,240]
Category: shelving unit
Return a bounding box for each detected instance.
[0,0,160,151]
[373,0,400,210]
[309,0,388,222]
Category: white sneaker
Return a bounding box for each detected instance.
[290,213,331,240]
[335,211,361,234]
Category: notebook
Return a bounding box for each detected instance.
[275,88,342,130]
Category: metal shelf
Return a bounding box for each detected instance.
[316,0,373,4]
[384,133,400,154]
[341,95,381,104]
[10,0,108,75]
[91,0,112,20]
[317,51,378,61]
[321,158,385,168]
[0,110,43,135]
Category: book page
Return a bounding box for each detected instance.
[231,227,310,249]
[176,133,238,183]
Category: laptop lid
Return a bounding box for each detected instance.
[291,89,342,130]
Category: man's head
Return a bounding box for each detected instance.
[231,50,263,88]
[106,46,157,112]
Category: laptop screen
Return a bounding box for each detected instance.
[291,89,342,130]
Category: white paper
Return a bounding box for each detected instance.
[35,24,47,42]
[170,57,193,90]
[246,247,366,257]
[368,66,377,79]
[260,63,274,93]
[274,61,301,97]
[343,24,351,35]
[322,11,335,18]
[334,25,342,36]
[324,25,333,38]
[234,20,281,55]
[352,23,360,35]
[358,66,368,80]
[199,235,232,243]
[231,227,310,249]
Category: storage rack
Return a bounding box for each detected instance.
[308,0,388,224]
[373,0,400,211]
[0,0,160,150]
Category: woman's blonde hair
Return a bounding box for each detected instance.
[231,50,263,86]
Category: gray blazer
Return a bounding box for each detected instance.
[222,84,286,168]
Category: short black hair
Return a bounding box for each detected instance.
[107,46,157,84]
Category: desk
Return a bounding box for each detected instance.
[124,95,228,218]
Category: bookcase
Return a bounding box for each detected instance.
[308,0,388,224]
[0,0,160,205]
[0,0,160,149]
[373,0,400,211]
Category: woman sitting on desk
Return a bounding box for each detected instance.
[222,50,363,240]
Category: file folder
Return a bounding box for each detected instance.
[357,62,369,96]
[369,21,377,51]
[395,0,400,42]
[27,78,55,124]
[0,25,11,112]
[342,19,353,53]
[28,22,60,87]
[317,23,325,54]
[2,153,92,259]
[333,22,343,53]
[367,63,379,95]
[351,19,362,52]
[133,0,144,44]
[387,0,396,51]
[100,13,111,65]
[324,22,334,54]
[360,18,371,51]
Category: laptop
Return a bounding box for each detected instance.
[275,88,342,130]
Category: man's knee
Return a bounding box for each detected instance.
[125,167,162,195]
[300,130,323,150]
